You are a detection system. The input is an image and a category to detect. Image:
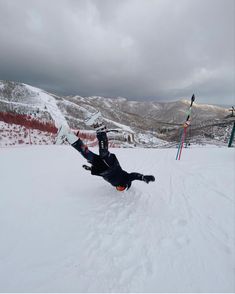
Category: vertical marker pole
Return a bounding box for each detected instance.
[178,127,187,160]
[176,128,183,160]
[228,121,235,147]
[176,94,195,160]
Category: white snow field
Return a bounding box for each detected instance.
[0,146,234,292]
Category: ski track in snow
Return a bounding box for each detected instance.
[0,146,234,292]
[24,85,68,128]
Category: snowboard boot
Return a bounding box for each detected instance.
[55,125,78,145]
[85,111,106,132]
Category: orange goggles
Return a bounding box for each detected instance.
[116,186,126,192]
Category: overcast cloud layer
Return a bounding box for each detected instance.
[0,0,234,104]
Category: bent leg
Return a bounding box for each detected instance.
[72,138,96,163]
[96,131,121,167]
[96,131,109,158]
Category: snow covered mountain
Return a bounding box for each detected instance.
[0,80,67,128]
[0,80,233,147]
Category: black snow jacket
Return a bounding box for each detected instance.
[90,153,144,189]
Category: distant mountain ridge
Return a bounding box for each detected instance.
[0,80,233,147]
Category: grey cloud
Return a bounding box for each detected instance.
[0,0,234,104]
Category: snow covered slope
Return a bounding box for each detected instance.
[1,80,232,146]
[24,84,68,128]
[0,121,55,146]
[0,146,234,292]
[0,80,67,128]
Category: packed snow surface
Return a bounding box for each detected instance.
[0,146,234,292]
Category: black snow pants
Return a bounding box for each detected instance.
[71,131,119,172]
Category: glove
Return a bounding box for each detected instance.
[82,164,91,171]
[143,175,155,184]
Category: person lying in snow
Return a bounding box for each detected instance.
[56,113,155,192]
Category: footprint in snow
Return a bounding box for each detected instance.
[172,218,188,227]
[175,235,190,247]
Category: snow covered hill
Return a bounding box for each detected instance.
[0,80,67,128]
[0,146,234,292]
[0,121,55,146]
[0,80,233,147]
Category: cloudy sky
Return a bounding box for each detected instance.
[0,0,234,104]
